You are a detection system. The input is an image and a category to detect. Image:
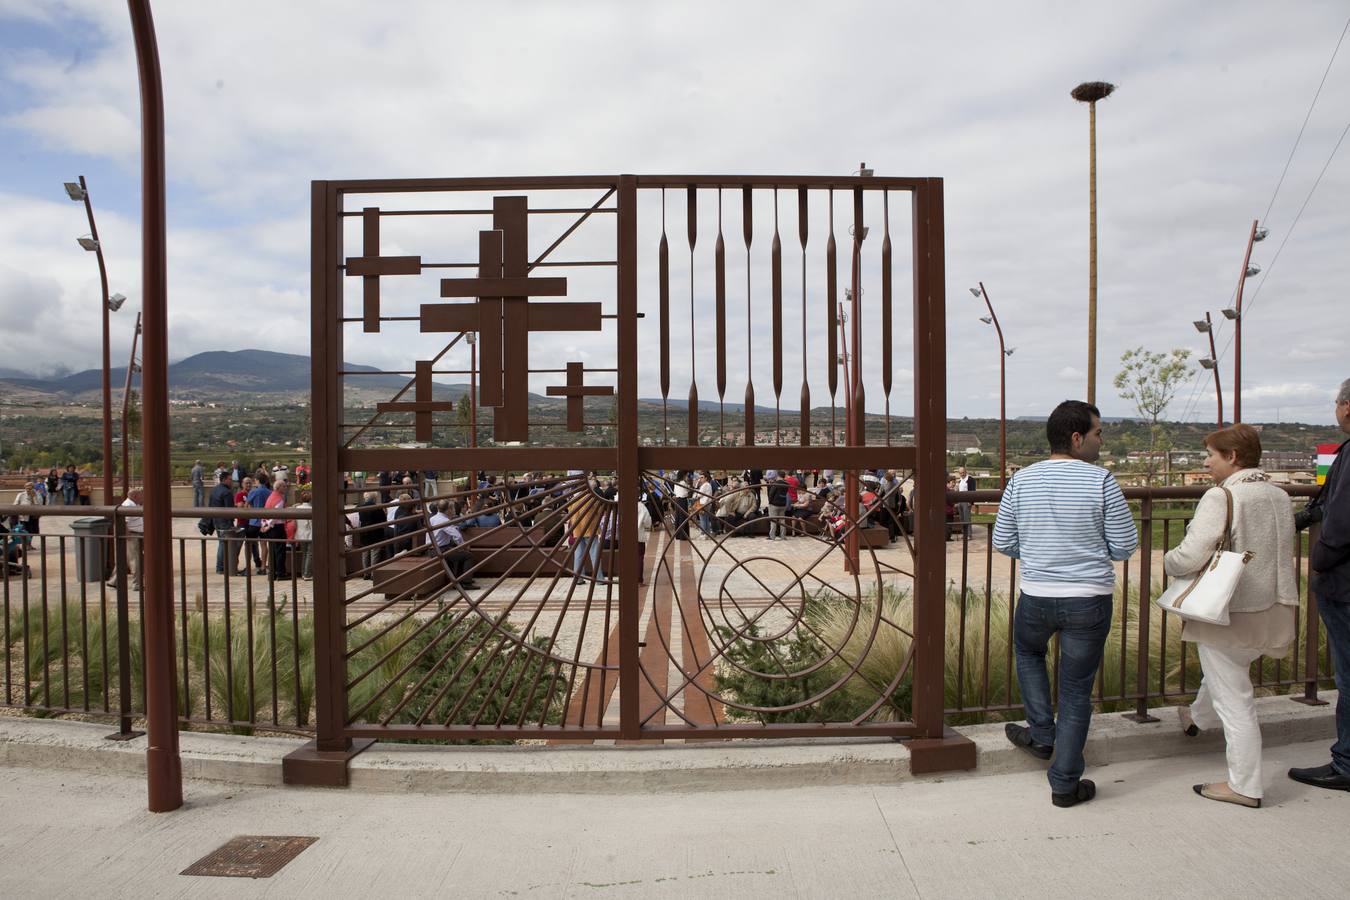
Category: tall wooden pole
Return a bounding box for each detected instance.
[1072,81,1115,406]
[1087,98,1098,405]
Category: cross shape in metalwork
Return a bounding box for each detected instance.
[345,207,422,332]
[547,361,614,431]
[375,360,453,441]
[419,195,603,442]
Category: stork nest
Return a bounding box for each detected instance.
[1071,81,1116,102]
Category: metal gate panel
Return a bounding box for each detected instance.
[308,175,951,750]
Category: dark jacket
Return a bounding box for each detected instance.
[357,497,387,548]
[208,482,236,532]
[1311,440,1350,601]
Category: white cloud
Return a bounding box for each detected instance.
[0,0,1347,423]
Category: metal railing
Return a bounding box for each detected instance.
[943,484,1333,722]
[3,482,1335,741]
[1,503,315,736]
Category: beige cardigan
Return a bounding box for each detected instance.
[1163,469,1297,613]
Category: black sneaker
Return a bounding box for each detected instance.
[1005,722,1053,760]
[1052,779,1096,808]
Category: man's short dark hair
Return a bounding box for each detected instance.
[1046,401,1101,454]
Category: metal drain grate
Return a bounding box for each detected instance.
[181,835,318,879]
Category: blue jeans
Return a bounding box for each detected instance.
[573,536,603,580]
[1317,596,1350,777]
[1013,591,1114,794]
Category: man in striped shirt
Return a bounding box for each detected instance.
[993,400,1138,807]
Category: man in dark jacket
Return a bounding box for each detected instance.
[208,472,238,574]
[1290,378,1350,791]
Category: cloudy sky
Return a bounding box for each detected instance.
[1,0,1346,427]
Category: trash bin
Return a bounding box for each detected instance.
[72,517,111,582]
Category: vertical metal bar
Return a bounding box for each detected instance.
[826,190,838,443]
[112,510,134,734]
[60,536,69,709]
[740,186,755,446]
[771,188,783,443]
[910,178,947,737]
[1134,495,1154,717]
[1304,522,1322,700]
[686,185,699,446]
[714,190,727,440]
[311,178,351,751]
[3,538,10,705]
[291,583,303,727]
[881,192,893,444]
[798,186,810,446]
[617,175,640,739]
[659,190,670,443]
[80,551,90,710]
[183,539,193,721]
[99,557,109,712]
[40,536,49,707]
[361,208,381,331]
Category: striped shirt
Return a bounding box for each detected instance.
[992,459,1138,596]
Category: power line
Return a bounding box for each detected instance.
[1261,14,1350,225]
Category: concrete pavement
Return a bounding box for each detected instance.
[3,732,1349,897]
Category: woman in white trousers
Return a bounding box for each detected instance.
[1164,423,1297,808]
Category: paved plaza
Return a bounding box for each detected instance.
[3,734,1349,898]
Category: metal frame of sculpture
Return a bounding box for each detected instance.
[288,174,972,784]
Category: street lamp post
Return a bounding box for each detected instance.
[1227,219,1266,423]
[1193,313,1223,428]
[66,177,117,506]
[121,312,143,497]
[970,283,1013,487]
[1071,81,1116,406]
[127,0,182,813]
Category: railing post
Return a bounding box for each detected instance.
[617,175,640,740]
[283,179,373,785]
[905,177,974,774]
[1294,522,1328,706]
[1124,493,1158,722]
[106,506,143,741]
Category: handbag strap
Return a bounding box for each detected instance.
[1219,485,1234,552]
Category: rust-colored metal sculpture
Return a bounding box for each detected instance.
[294,174,970,784]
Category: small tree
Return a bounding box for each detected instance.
[1113,347,1193,485]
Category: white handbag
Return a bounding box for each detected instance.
[1155,486,1254,626]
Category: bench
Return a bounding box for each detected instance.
[371,555,448,599]
[460,526,569,578]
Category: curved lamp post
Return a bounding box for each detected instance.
[970,283,1011,487]
[127,0,182,813]
[1071,81,1115,406]
[1193,314,1224,427]
[66,178,119,505]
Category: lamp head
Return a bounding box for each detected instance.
[76,236,99,252]
[1004,347,1016,357]
[1221,308,1239,321]
[1193,320,1210,333]
[108,293,127,312]
[969,287,982,298]
[1253,226,1269,242]
[1244,264,1261,278]
[979,316,993,325]
[1200,358,1217,370]
[64,182,86,201]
